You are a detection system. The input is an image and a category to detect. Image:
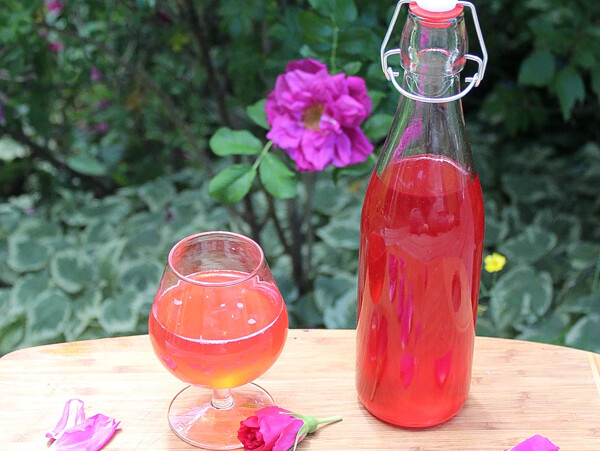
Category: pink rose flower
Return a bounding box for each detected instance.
[48,41,64,52]
[45,0,64,15]
[238,406,342,451]
[265,59,373,172]
[238,406,304,451]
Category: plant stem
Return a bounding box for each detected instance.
[303,172,316,282]
[252,141,273,170]
[6,125,108,196]
[479,281,489,297]
[330,22,339,73]
[287,196,308,294]
[314,415,343,426]
[180,0,232,127]
[592,250,600,294]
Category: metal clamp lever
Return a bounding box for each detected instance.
[380,0,488,103]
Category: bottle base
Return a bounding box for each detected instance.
[359,399,466,428]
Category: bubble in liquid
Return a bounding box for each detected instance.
[237,302,244,309]
[174,298,182,306]
[248,318,257,325]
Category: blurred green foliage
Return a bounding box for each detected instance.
[1,0,599,355]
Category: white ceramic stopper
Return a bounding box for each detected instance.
[416,0,458,12]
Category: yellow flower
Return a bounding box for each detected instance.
[484,252,506,273]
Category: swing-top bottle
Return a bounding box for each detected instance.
[356,0,487,427]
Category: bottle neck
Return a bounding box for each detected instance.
[403,71,461,99]
[374,9,475,176]
[375,70,473,177]
[399,9,467,99]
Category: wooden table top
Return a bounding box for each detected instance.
[1,329,599,450]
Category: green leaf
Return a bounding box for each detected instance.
[332,153,376,181]
[483,216,510,247]
[10,271,50,313]
[566,242,600,271]
[591,66,600,103]
[98,239,128,286]
[126,227,162,255]
[0,137,28,161]
[314,273,357,329]
[0,289,10,329]
[514,311,570,344]
[72,289,103,323]
[308,0,358,25]
[209,164,257,204]
[363,113,394,141]
[314,273,350,312]
[98,289,139,334]
[299,11,333,46]
[0,318,25,355]
[209,127,263,156]
[16,218,62,241]
[83,220,116,245]
[120,259,163,294]
[67,153,108,176]
[0,241,18,285]
[475,317,498,338]
[246,99,269,130]
[565,314,600,353]
[259,153,297,199]
[138,178,177,213]
[499,226,557,264]
[316,214,360,250]
[342,61,362,75]
[518,51,555,87]
[489,265,553,332]
[337,27,379,56]
[288,293,324,328]
[501,172,561,204]
[324,289,357,329]
[26,290,72,345]
[368,90,387,112]
[559,294,600,315]
[554,67,585,120]
[533,211,581,246]
[64,315,92,343]
[0,205,21,239]
[313,178,351,214]
[50,250,97,294]
[7,235,50,273]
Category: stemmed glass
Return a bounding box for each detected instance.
[149,231,289,449]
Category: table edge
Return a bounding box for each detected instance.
[2,329,599,364]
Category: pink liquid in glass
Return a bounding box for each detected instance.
[149,270,288,389]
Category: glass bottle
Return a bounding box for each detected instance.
[356,0,487,427]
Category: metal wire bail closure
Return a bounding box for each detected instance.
[380,0,488,103]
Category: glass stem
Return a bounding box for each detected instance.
[211,388,234,410]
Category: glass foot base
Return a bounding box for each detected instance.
[167,382,274,450]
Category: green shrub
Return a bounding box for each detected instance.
[1,0,599,355]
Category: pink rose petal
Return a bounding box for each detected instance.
[510,434,559,451]
[49,414,120,451]
[47,399,120,451]
[46,399,85,440]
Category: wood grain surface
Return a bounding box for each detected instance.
[1,329,599,450]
